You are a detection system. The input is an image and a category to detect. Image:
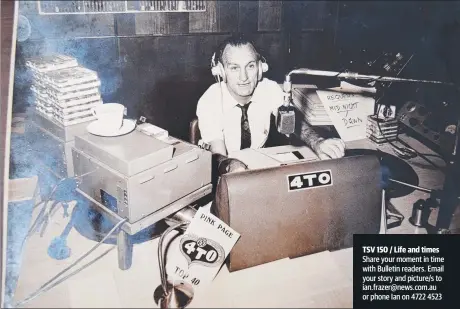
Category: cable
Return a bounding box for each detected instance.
[9,173,93,306]
[14,217,128,308]
[389,178,434,193]
[18,175,81,257]
[409,152,446,161]
[14,247,115,308]
[214,72,224,116]
[16,180,71,259]
[210,52,224,116]
[396,138,445,171]
[369,54,429,161]
[24,169,99,246]
[376,104,444,171]
[198,66,224,152]
[376,103,417,158]
[361,54,445,171]
[24,178,65,237]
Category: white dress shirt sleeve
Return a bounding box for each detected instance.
[196,85,224,143]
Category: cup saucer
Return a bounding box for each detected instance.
[87,119,136,137]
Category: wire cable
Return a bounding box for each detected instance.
[14,217,128,308]
[376,104,444,171]
[17,180,72,258]
[15,247,115,308]
[367,54,445,169]
[376,103,416,157]
[389,178,434,193]
[18,170,98,256]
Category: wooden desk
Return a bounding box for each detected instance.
[11,134,458,308]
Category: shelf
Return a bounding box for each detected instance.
[38,1,206,15]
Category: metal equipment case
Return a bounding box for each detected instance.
[72,130,212,223]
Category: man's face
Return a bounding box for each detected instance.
[222,44,260,103]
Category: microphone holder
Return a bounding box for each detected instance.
[285,68,455,86]
[284,67,459,233]
[154,205,199,308]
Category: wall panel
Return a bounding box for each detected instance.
[258,1,282,31]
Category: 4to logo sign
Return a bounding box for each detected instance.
[287,170,333,191]
[179,234,225,268]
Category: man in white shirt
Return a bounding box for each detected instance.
[197,34,345,174]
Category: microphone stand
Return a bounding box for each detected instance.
[154,206,198,308]
[284,67,459,234]
[154,222,194,309]
[285,68,456,86]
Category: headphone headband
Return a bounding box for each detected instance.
[211,43,269,82]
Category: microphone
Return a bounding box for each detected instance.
[277,75,296,135]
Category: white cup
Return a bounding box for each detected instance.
[92,103,125,131]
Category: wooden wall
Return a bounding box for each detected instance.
[14,0,288,140]
[13,1,460,140]
[285,1,339,71]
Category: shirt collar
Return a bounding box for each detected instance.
[221,79,265,111]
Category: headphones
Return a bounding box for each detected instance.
[210,48,269,83]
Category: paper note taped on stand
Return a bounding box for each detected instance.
[316,88,375,142]
[166,207,240,289]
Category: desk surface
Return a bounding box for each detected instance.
[11,134,459,308]
[229,138,377,169]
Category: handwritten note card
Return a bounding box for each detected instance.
[316,90,375,142]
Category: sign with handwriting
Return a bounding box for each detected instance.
[165,207,240,289]
[316,90,375,142]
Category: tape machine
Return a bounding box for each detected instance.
[398,101,456,155]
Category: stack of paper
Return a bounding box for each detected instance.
[292,88,333,126]
[26,55,103,126]
[291,82,377,127]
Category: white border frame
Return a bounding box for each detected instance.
[1,0,19,306]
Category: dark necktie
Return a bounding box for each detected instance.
[237,102,252,150]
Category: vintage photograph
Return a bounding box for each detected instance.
[1,0,460,308]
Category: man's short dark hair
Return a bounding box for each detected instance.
[216,33,261,64]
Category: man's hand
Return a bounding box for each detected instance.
[209,141,248,175]
[297,118,345,160]
[313,138,345,160]
[218,158,248,175]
